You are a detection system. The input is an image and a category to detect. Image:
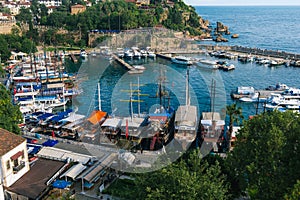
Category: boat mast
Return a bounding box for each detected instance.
[63,86,66,112]
[185,67,190,106]
[137,77,140,117]
[130,82,133,121]
[210,79,216,121]
[97,82,102,111]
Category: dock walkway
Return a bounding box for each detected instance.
[111,54,134,70]
[70,54,78,63]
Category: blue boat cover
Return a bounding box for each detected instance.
[27,144,42,154]
[42,139,58,147]
[37,113,54,120]
[52,180,72,189]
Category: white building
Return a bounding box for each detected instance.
[2,1,31,16]
[38,0,62,7]
[0,128,30,189]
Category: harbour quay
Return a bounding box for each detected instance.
[230,45,300,60]
[198,44,300,60]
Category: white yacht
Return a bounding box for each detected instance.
[116,48,125,58]
[80,49,88,59]
[194,59,219,69]
[171,56,192,65]
[146,47,156,58]
[239,92,267,102]
[124,49,134,59]
[131,47,142,59]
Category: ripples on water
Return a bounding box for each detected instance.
[72,55,300,121]
[72,6,300,122]
[195,6,300,53]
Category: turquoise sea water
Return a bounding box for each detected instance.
[195,6,300,53]
[72,6,300,121]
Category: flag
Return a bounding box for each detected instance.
[125,119,129,139]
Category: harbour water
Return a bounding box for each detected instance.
[71,6,300,123]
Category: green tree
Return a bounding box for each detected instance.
[16,7,32,23]
[113,149,229,200]
[284,180,300,200]
[0,84,23,134]
[21,38,36,54]
[226,103,243,150]
[0,35,11,62]
[226,111,300,200]
[0,7,11,14]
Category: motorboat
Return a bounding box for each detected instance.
[80,49,88,59]
[239,92,267,102]
[131,47,141,59]
[194,59,219,69]
[231,86,255,99]
[171,56,192,65]
[222,63,235,71]
[146,47,156,58]
[116,48,125,58]
[128,69,144,74]
[140,49,148,58]
[124,49,134,59]
[133,65,146,70]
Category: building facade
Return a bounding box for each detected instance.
[0,128,30,188]
[38,0,62,7]
[70,4,86,15]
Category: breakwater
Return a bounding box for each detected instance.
[198,44,300,60]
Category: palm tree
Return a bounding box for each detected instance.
[226,103,243,150]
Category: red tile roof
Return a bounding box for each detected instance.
[0,128,25,156]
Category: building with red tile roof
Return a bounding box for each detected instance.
[0,128,29,188]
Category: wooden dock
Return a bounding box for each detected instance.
[70,54,78,63]
[111,54,134,70]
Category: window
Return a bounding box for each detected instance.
[6,160,10,170]
[14,159,19,168]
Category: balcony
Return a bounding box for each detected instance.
[13,161,25,174]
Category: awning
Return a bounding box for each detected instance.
[88,110,107,125]
[62,113,85,123]
[11,151,24,160]
[60,163,87,180]
[78,153,117,183]
[101,118,122,128]
[37,147,94,164]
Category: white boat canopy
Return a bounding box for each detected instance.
[37,147,94,165]
[175,105,197,127]
[101,118,122,128]
[62,113,86,123]
[201,119,225,127]
[60,163,87,180]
